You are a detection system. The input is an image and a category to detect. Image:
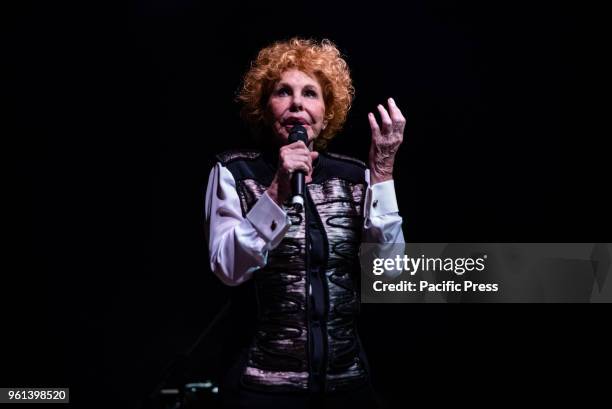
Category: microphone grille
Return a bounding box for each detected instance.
[288,125,308,144]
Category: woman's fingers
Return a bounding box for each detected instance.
[285,140,309,150]
[285,153,313,174]
[369,98,406,136]
[377,104,393,135]
[274,142,317,203]
[291,159,311,174]
[387,98,404,122]
[368,112,381,139]
[281,143,310,158]
[279,141,318,177]
[387,97,406,135]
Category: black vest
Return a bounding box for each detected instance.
[217,149,370,394]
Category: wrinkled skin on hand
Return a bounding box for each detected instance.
[368,97,405,184]
[267,140,318,206]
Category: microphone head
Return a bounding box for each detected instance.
[287,124,308,144]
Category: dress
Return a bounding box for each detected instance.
[204,148,404,408]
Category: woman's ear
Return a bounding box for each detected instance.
[322,120,328,130]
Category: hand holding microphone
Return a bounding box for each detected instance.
[267,124,318,209]
[287,125,309,211]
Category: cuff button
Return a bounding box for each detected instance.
[271,220,277,231]
[373,199,378,208]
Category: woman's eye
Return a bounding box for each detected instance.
[304,90,317,97]
[277,88,290,96]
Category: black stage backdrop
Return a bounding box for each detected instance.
[5,1,609,408]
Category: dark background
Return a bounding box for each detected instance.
[5,1,609,408]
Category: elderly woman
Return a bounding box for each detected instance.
[204,38,405,408]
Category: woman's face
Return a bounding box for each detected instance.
[266,69,327,146]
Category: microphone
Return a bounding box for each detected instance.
[287,125,308,211]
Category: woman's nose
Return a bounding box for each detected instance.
[290,96,303,111]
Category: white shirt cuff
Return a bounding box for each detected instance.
[245,191,291,249]
[365,179,400,219]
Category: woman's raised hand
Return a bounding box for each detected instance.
[368,97,405,184]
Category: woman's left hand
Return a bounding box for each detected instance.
[368,97,405,184]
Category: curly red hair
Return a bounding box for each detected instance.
[236,37,354,151]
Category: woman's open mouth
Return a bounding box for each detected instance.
[284,123,310,131]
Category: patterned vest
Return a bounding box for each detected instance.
[217,149,370,394]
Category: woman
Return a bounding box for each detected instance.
[204,38,405,408]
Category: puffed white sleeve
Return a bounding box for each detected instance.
[204,162,291,286]
[362,169,405,244]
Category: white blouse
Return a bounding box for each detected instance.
[204,162,405,286]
